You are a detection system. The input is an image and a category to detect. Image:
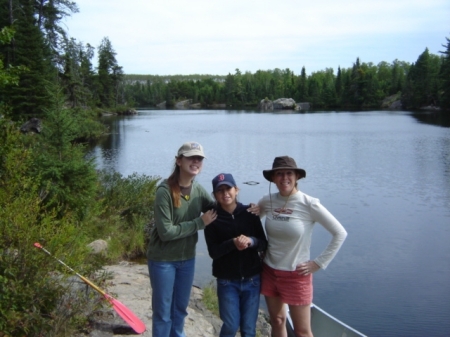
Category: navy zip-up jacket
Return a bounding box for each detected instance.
[204,202,268,279]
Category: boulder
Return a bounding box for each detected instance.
[87,239,108,254]
[156,101,166,108]
[382,94,402,110]
[257,98,274,111]
[20,118,42,133]
[388,100,403,110]
[272,98,296,110]
[175,99,192,109]
[420,105,440,111]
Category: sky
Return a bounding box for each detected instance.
[63,0,450,76]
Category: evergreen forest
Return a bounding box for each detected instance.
[0,0,450,335]
[123,50,450,111]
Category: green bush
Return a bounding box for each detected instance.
[0,119,99,336]
[94,170,160,260]
[0,96,160,334]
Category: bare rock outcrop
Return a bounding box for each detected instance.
[273,98,296,110]
[258,98,274,111]
[175,99,192,109]
[76,262,271,336]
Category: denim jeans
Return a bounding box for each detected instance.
[216,274,261,337]
[148,258,195,337]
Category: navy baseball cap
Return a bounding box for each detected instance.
[212,173,236,192]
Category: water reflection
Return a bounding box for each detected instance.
[412,111,450,127]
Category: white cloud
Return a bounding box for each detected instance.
[64,0,450,75]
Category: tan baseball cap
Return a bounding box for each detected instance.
[177,141,206,158]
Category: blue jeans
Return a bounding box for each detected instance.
[148,258,195,337]
[216,274,261,337]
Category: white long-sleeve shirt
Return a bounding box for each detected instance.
[258,191,347,271]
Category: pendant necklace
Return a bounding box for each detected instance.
[270,184,295,216]
[180,184,192,201]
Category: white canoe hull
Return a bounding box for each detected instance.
[286,303,367,337]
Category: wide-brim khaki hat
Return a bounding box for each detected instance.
[263,156,306,182]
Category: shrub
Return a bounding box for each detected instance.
[0,118,99,336]
[93,170,160,260]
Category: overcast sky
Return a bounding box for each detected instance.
[63,0,450,76]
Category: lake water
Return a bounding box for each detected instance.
[88,109,450,337]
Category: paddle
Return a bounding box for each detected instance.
[33,242,146,334]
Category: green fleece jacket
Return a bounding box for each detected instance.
[147,180,214,261]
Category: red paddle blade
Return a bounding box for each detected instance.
[104,294,146,334]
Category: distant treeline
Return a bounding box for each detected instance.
[123,45,450,111]
[0,0,449,120]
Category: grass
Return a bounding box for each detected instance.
[202,282,220,317]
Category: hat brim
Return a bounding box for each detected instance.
[213,181,236,192]
[182,151,205,158]
[263,168,306,182]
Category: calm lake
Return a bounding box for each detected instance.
[88,109,450,337]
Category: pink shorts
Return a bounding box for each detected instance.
[261,263,313,306]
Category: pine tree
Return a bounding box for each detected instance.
[439,37,450,111]
[402,48,442,109]
[33,83,98,219]
[96,37,122,108]
[35,0,79,61]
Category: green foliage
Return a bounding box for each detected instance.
[121,59,411,110]
[30,85,98,220]
[0,27,27,89]
[402,48,442,109]
[202,282,219,316]
[1,112,161,334]
[0,117,99,336]
[94,170,160,259]
[96,37,123,108]
[118,36,450,111]
[1,1,54,116]
[439,36,450,111]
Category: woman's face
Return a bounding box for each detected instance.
[177,155,204,176]
[214,185,238,208]
[272,169,298,196]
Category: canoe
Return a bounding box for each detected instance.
[286,303,367,337]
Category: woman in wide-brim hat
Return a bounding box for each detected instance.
[258,156,348,337]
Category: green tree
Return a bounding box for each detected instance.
[439,36,450,111]
[35,0,79,63]
[402,48,442,109]
[96,37,122,107]
[0,26,26,89]
[335,66,343,105]
[33,84,98,219]
[1,0,54,116]
[0,115,99,336]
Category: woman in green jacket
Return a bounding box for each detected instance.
[147,141,217,337]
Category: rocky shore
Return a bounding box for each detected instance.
[82,262,271,336]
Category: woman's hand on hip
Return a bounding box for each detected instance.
[296,261,320,276]
[201,209,217,226]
